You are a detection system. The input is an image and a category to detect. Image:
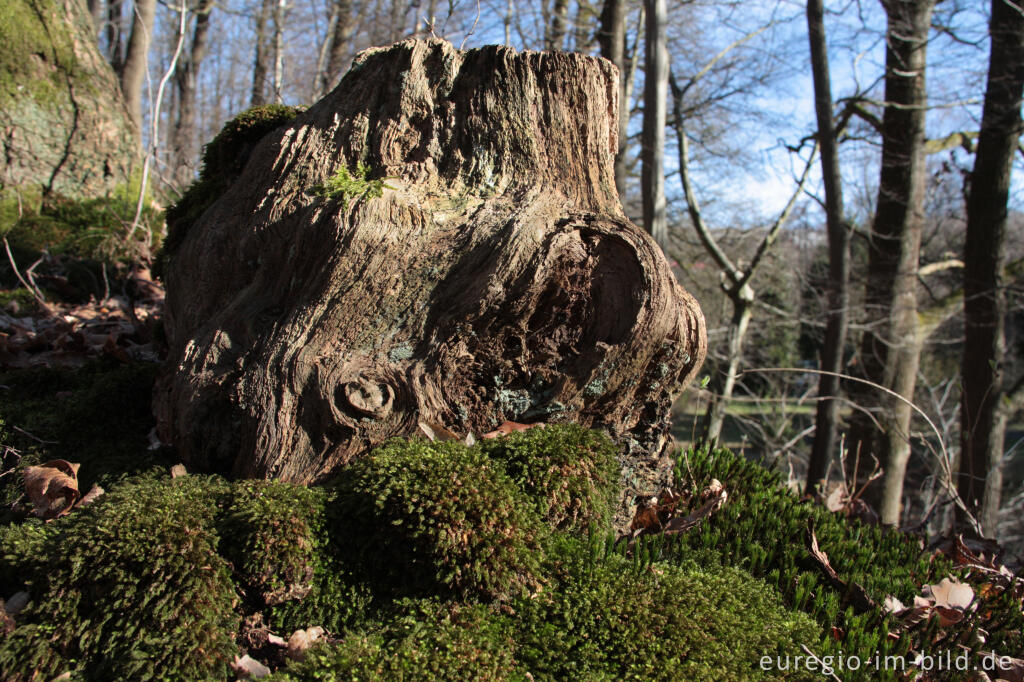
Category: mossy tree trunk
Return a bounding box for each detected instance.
[0,0,138,198]
[156,40,707,493]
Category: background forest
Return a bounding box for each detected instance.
[2,0,1023,551]
[3,1,1024,678]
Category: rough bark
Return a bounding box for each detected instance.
[849,0,933,525]
[641,0,668,249]
[957,0,1024,536]
[0,0,138,198]
[805,0,850,495]
[170,0,216,189]
[119,0,156,132]
[156,40,707,502]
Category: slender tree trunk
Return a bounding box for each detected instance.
[87,0,104,39]
[320,0,355,97]
[598,0,628,198]
[957,0,1024,536]
[107,0,124,70]
[170,0,215,189]
[251,0,275,106]
[641,0,667,249]
[805,0,850,495]
[545,0,570,50]
[705,290,753,443]
[119,0,157,131]
[851,0,933,525]
[272,0,286,104]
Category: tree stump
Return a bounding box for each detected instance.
[156,40,706,498]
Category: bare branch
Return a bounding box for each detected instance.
[669,71,740,282]
[737,141,818,290]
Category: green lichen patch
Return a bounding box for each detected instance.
[161,104,304,259]
[313,162,392,209]
[0,476,240,681]
[478,424,619,532]
[513,536,820,681]
[330,438,545,602]
[270,600,519,681]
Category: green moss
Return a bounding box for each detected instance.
[219,480,323,607]
[0,476,240,681]
[161,104,304,258]
[331,438,545,601]
[271,600,519,681]
[478,424,619,532]
[658,445,1024,675]
[0,361,169,491]
[514,536,819,681]
[0,0,73,107]
[313,162,392,208]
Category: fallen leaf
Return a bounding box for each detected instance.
[287,626,325,661]
[805,519,877,614]
[482,421,544,439]
[882,595,906,614]
[170,464,188,478]
[923,577,975,611]
[231,654,270,679]
[77,484,104,508]
[418,420,460,442]
[923,577,976,626]
[23,460,81,519]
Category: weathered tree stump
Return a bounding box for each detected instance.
[156,40,706,495]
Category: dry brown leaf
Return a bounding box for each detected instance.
[170,464,188,478]
[923,577,975,611]
[805,519,877,614]
[663,488,728,536]
[287,626,325,661]
[482,421,544,439]
[417,420,460,442]
[24,460,81,519]
[77,484,104,507]
[231,654,270,679]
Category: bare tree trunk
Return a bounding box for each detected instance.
[641,0,667,249]
[598,0,628,198]
[804,0,850,495]
[957,0,1024,536]
[851,0,933,525]
[87,0,104,39]
[119,0,157,131]
[157,41,707,496]
[106,0,124,70]
[319,0,356,98]
[705,291,753,443]
[251,0,275,106]
[272,0,286,104]
[545,0,570,50]
[170,0,215,189]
